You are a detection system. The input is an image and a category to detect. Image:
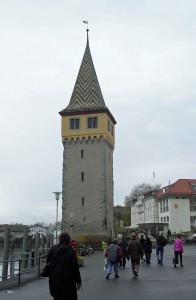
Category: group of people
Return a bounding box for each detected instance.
[43,231,184,299]
[104,232,184,279]
[103,234,144,279]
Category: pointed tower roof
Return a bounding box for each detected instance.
[59,30,116,124]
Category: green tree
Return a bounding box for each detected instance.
[124,182,162,207]
[123,208,131,227]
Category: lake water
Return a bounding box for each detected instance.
[0,246,22,259]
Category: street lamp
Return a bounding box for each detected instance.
[70,212,74,237]
[53,192,61,244]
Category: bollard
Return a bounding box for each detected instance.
[41,234,45,255]
[50,234,54,248]
[2,226,10,281]
[22,227,28,269]
[46,234,50,248]
[35,232,40,266]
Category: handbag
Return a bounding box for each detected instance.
[40,263,50,277]
[104,259,108,271]
[172,256,179,265]
[41,244,60,277]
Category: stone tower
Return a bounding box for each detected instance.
[59,30,116,240]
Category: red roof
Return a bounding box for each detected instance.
[156,179,196,197]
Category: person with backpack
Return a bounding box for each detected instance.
[105,238,122,279]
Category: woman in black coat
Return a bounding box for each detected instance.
[143,237,152,265]
[47,232,81,300]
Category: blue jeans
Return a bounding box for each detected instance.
[156,245,164,265]
[107,261,119,275]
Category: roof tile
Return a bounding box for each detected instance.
[156,179,196,197]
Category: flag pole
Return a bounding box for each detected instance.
[153,170,155,186]
[83,20,89,30]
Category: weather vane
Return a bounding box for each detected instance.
[83,20,89,30]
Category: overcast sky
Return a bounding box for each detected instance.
[0,0,195,225]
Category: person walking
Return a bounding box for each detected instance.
[105,238,122,279]
[151,231,167,266]
[119,237,128,268]
[47,232,81,300]
[174,234,184,267]
[71,239,77,250]
[139,234,146,262]
[102,239,108,255]
[143,236,152,265]
[126,233,143,278]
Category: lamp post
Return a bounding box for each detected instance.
[53,192,61,244]
[70,212,74,237]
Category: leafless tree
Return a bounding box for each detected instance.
[124,182,161,207]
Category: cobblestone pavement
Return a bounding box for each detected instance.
[0,244,196,300]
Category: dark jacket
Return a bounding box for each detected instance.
[119,239,128,256]
[47,243,81,300]
[126,239,143,260]
[143,237,152,253]
[152,234,167,246]
[139,236,146,248]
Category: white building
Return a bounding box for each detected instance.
[28,224,48,237]
[131,179,196,234]
[131,192,159,228]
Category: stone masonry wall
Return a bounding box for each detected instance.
[61,137,114,239]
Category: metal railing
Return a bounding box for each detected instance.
[0,253,47,286]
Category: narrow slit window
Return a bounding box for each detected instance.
[111,125,114,136]
[81,172,84,181]
[108,120,110,132]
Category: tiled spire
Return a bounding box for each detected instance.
[60,30,106,113]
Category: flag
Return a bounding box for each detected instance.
[153,170,155,178]
[83,20,88,24]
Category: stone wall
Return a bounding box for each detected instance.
[61,137,114,239]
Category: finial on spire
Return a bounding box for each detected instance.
[83,20,89,45]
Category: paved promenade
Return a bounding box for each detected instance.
[0,244,196,300]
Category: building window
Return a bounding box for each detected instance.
[167,216,169,222]
[87,117,97,128]
[111,125,114,136]
[82,197,84,206]
[70,118,80,129]
[81,150,84,158]
[81,172,84,181]
[189,182,196,191]
[108,120,110,132]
